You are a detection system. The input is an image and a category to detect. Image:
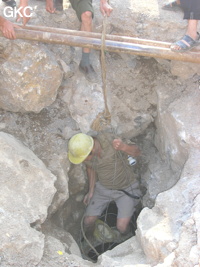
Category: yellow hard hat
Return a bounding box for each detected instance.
[68,133,94,164]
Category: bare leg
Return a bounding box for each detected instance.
[116,217,131,234]
[186,19,198,40]
[79,11,97,82]
[84,215,97,238]
[80,11,92,54]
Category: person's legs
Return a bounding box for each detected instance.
[80,11,93,54]
[171,0,200,51]
[181,0,200,20]
[79,10,97,82]
[83,182,113,237]
[69,0,97,82]
[115,183,141,234]
[79,9,98,82]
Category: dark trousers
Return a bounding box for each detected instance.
[180,0,200,20]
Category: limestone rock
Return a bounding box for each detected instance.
[47,153,70,216]
[38,236,94,267]
[68,164,86,195]
[0,0,200,266]
[141,152,180,208]
[170,61,200,80]
[155,89,200,169]
[112,112,154,139]
[62,124,80,140]
[0,131,56,266]
[62,54,156,137]
[136,78,200,265]
[41,220,82,257]
[106,55,156,139]
[136,149,200,266]
[62,78,104,133]
[98,237,150,266]
[0,213,44,267]
[96,0,185,42]
[58,59,74,79]
[0,40,63,113]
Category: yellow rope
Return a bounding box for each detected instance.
[91,16,111,132]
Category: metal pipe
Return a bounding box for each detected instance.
[20,24,171,48]
[1,27,200,63]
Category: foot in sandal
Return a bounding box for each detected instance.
[170,33,200,52]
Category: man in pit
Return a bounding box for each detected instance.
[68,132,142,238]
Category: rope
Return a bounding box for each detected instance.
[80,215,100,257]
[91,16,111,132]
[81,16,139,253]
[101,16,110,119]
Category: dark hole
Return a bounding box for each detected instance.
[88,242,119,262]
[80,201,142,262]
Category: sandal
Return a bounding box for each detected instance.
[2,0,16,8]
[162,1,181,11]
[171,33,200,52]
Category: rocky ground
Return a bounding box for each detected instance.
[0,0,200,266]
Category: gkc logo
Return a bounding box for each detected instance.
[3,6,33,18]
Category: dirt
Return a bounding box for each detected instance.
[0,0,199,265]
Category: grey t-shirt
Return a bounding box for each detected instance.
[84,133,136,190]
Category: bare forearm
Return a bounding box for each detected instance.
[0,16,6,26]
[83,166,96,205]
[20,0,28,6]
[0,16,17,39]
[120,143,141,157]
[86,167,96,194]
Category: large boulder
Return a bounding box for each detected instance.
[0,40,63,113]
[62,71,105,133]
[137,149,200,266]
[135,80,200,265]
[0,132,56,266]
[47,153,70,216]
[0,213,44,267]
[98,237,149,266]
[38,235,94,267]
[155,86,200,168]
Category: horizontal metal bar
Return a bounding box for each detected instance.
[1,27,200,63]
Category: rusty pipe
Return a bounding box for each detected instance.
[1,28,200,63]
[20,24,171,48]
